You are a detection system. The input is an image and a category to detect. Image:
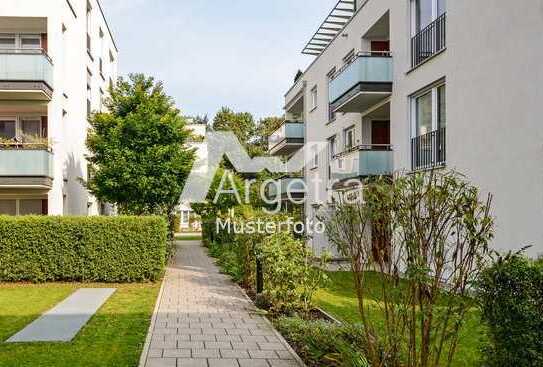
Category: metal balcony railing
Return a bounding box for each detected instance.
[411,13,446,68]
[411,127,446,170]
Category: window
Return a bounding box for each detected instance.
[19,199,43,215]
[181,210,190,224]
[99,88,104,111]
[0,34,16,49]
[20,118,41,138]
[0,118,16,139]
[86,0,92,54]
[310,86,318,111]
[99,57,103,75]
[411,83,446,169]
[327,68,337,122]
[0,199,46,215]
[20,35,41,49]
[0,200,16,215]
[311,145,319,168]
[328,135,337,159]
[411,0,447,67]
[344,126,355,150]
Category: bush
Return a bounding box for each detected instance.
[477,254,543,367]
[257,232,329,315]
[208,241,244,283]
[274,317,368,367]
[0,216,168,282]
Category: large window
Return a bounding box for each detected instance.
[0,199,46,216]
[411,84,446,169]
[0,34,41,50]
[411,0,447,67]
[0,116,44,140]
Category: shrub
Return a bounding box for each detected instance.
[208,241,244,283]
[477,253,543,367]
[257,232,329,315]
[0,216,168,283]
[274,317,369,367]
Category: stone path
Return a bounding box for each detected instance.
[139,240,304,367]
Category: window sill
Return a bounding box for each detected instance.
[309,106,318,113]
[310,165,318,171]
[409,162,447,174]
[325,118,336,126]
[406,47,446,75]
[100,72,105,81]
[87,50,94,62]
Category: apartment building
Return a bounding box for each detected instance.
[273,0,543,257]
[0,0,118,216]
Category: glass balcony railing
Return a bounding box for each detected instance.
[0,50,54,91]
[329,53,393,112]
[267,178,306,199]
[0,149,53,178]
[268,122,305,155]
[331,145,393,182]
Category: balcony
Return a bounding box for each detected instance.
[0,50,54,100]
[331,145,393,185]
[284,77,305,115]
[0,148,53,189]
[329,53,393,113]
[267,178,306,201]
[411,127,446,171]
[268,122,305,156]
[411,13,446,68]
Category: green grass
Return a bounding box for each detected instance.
[0,282,161,367]
[314,271,487,367]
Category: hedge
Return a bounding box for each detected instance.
[477,254,543,367]
[0,216,168,282]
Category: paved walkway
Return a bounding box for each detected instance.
[140,241,303,367]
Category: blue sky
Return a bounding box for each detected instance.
[100,0,338,120]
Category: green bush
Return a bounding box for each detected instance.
[257,232,329,314]
[477,254,543,367]
[0,216,168,283]
[274,317,368,367]
[208,241,244,283]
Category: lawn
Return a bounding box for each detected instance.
[175,234,202,241]
[314,271,488,367]
[0,282,161,367]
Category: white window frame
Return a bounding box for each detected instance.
[328,135,337,159]
[410,0,446,36]
[343,125,356,150]
[311,144,319,169]
[410,82,446,138]
[310,86,318,111]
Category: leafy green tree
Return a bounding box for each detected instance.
[212,107,256,147]
[86,74,195,220]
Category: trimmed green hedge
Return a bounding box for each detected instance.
[0,216,168,282]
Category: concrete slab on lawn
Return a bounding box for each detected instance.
[7,288,116,343]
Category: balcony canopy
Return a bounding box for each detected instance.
[302,0,357,56]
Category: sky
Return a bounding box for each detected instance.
[100,0,338,120]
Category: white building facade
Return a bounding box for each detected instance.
[274,0,543,258]
[0,0,118,216]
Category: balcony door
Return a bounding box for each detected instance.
[371,121,390,150]
[413,0,446,33]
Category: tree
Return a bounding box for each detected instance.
[212,107,256,147]
[86,74,195,220]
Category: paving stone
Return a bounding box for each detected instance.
[268,359,300,367]
[238,359,270,367]
[215,335,242,342]
[146,358,176,367]
[176,359,208,367]
[204,341,233,349]
[258,342,286,351]
[190,334,216,341]
[208,359,240,367]
[191,348,220,358]
[231,342,259,350]
[220,349,250,359]
[241,335,268,343]
[249,350,280,359]
[162,349,191,358]
[276,350,295,359]
[177,341,205,349]
[147,349,163,358]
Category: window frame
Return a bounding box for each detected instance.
[0,198,46,216]
[0,115,44,139]
[343,125,356,151]
[310,85,318,111]
[411,0,446,36]
[410,82,446,138]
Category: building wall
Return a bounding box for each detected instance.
[0,0,118,216]
[288,0,543,257]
